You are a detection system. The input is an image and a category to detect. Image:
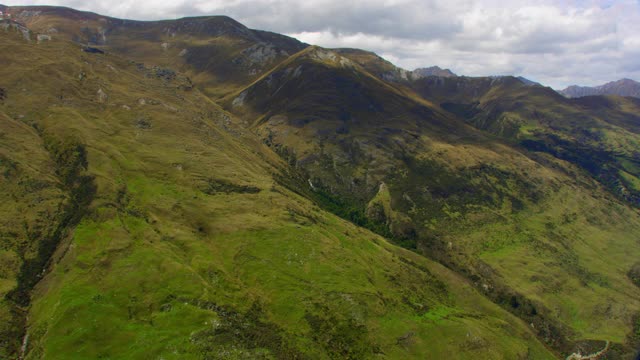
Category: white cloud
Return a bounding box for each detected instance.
[5,0,640,88]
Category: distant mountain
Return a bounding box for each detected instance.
[412,66,457,78]
[489,75,541,87]
[560,78,640,98]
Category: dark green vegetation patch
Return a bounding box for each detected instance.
[202,178,261,195]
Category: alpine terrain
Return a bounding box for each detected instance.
[1,4,640,360]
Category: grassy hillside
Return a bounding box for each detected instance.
[0,19,559,359]
[407,76,640,207]
[4,5,640,359]
[227,45,640,357]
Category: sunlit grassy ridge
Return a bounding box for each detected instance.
[0,24,557,359]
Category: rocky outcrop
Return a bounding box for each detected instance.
[96,88,108,103]
[36,34,50,43]
[411,66,457,79]
[566,341,610,360]
[1,19,31,41]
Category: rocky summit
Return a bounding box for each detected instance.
[1,4,640,360]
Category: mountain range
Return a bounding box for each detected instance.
[1,4,640,359]
[560,79,640,99]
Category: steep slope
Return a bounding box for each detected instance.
[227,46,640,357]
[333,48,414,83]
[408,75,640,206]
[0,98,69,360]
[0,17,557,360]
[224,46,476,211]
[4,5,640,358]
[561,79,640,99]
[333,49,456,83]
[4,4,307,98]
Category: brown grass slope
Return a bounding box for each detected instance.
[5,4,308,98]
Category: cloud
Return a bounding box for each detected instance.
[5,0,640,88]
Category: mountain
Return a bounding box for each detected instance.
[4,5,307,98]
[412,66,457,78]
[227,44,640,357]
[2,5,640,360]
[561,78,640,98]
[0,10,554,360]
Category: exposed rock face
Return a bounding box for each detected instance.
[232,91,247,107]
[1,20,31,41]
[242,43,278,65]
[309,47,338,62]
[411,66,457,79]
[381,68,411,82]
[96,88,108,103]
[560,85,601,98]
[560,78,640,98]
[14,10,42,18]
[36,34,50,43]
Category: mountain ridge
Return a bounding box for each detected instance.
[560,78,640,98]
[1,5,640,359]
[0,25,558,359]
[412,66,457,78]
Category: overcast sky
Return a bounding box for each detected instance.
[5,0,640,88]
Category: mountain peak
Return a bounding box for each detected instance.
[412,66,457,78]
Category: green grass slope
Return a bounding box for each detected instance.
[227,45,640,357]
[0,108,68,359]
[0,21,556,359]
